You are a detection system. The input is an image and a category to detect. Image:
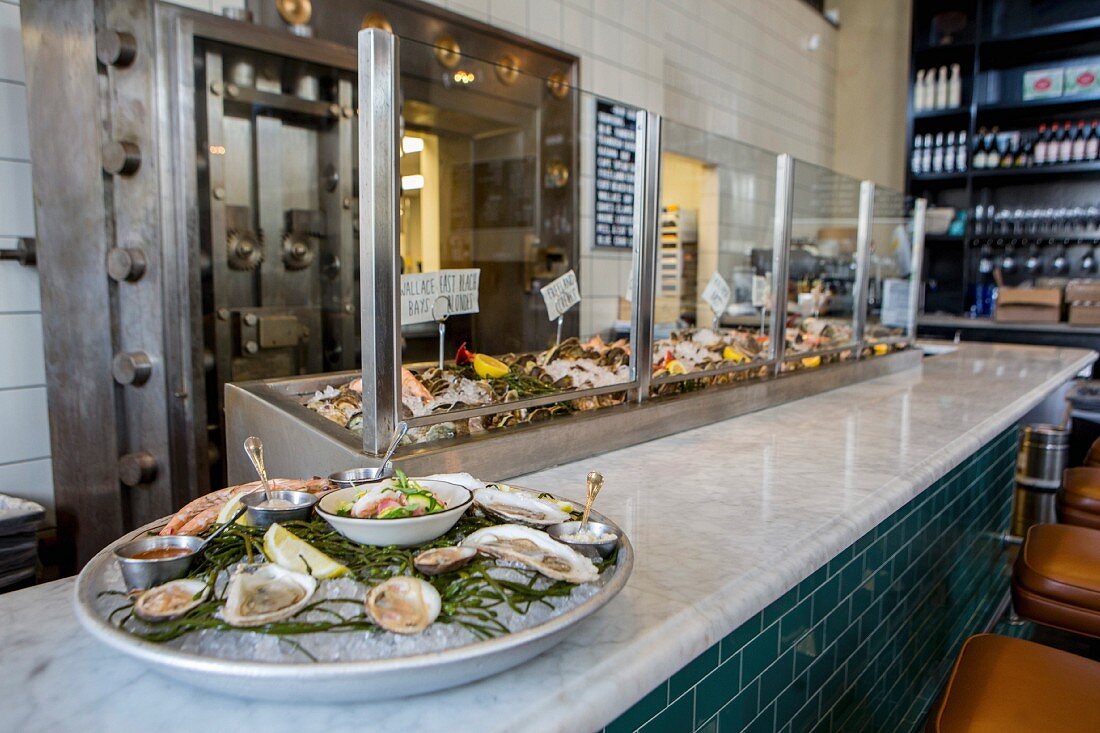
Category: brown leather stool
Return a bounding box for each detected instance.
[1084,436,1100,468]
[1011,523,1100,639]
[1061,467,1100,530]
[926,634,1100,732]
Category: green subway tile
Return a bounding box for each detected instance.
[670,642,720,700]
[637,690,692,733]
[763,587,798,627]
[716,678,760,732]
[741,622,780,684]
[790,694,821,733]
[798,565,828,601]
[824,602,848,647]
[793,624,824,676]
[694,653,741,723]
[759,649,795,703]
[811,575,840,625]
[827,545,854,576]
[606,682,669,733]
[839,558,864,599]
[722,615,762,661]
[743,703,776,733]
[780,596,813,647]
[695,714,718,733]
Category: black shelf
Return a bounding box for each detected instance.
[971,161,1100,183]
[910,172,968,186]
[913,107,970,122]
[978,95,1100,117]
[981,17,1100,60]
[925,234,965,242]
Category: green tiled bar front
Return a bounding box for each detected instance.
[605,427,1017,733]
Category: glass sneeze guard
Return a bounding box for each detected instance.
[862,186,926,350]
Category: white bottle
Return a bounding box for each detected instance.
[948,64,962,108]
[932,132,944,172]
[912,136,923,174]
[922,69,935,111]
[935,66,948,109]
[944,132,956,172]
[957,131,968,171]
[914,70,926,111]
[921,133,933,173]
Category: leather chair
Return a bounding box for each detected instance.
[1084,436,1100,468]
[1060,467,1100,530]
[926,634,1100,732]
[1011,523,1100,639]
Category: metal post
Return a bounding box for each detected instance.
[358,28,401,455]
[770,154,794,376]
[853,180,875,351]
[631,111,660,403]
[908,197,928,342]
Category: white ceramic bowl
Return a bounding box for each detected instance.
[316,479,473,547]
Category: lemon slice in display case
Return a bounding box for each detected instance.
[873,343,889,356]
[263,523,349,579]
[722,346,747,363]
[801,356,822,368]
[666,359,687,376]
[473,353,510,379]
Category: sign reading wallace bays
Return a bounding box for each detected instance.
[540,269,581,321]
[400,269,481,325]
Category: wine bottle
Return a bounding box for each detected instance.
[1034,123,1048,164]
[973,127,988,169]
[932,132,944,173]
[1014,135,1028,168]
[914,70,926,111]
[1087,119,1099,161]
[944,131,956,172]
[1059,121,1073,163]
[1072,120,1087,162]
[957,131,968,171]
[948,64,962,108]
[912,135,923,174]
[988,127,1002,168]
[921,133,932,173]
[935,66,948,109]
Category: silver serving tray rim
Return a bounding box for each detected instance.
[73,493,633,690]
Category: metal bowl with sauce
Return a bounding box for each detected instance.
[114,535,204,591]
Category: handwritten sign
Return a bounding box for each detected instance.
[701,272,731,316]
[594,100,639,249]
[541,269,581,321]
[880,278,910,328]
[401,269,480,325]
[751,274,772,309]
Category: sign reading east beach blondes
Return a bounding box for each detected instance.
[540,269,581,321]
[400,269,481,325]
[594,100,639,249]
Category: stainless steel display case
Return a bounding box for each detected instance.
[224,28,927,484]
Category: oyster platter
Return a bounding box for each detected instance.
[75,468,632,701]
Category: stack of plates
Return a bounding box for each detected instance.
[0,495,44,591]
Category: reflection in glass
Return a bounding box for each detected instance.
[650,122,779,395]
[862,186,915,356]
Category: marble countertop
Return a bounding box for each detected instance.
[1,343,1093,733]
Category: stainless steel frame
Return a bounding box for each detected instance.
[853,180,875,346]
[908,198,928,341]
[771,154,796,373]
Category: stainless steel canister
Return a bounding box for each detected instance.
[1012,423,1069,536]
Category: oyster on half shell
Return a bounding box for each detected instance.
[134,578,210,622]
[462,524,599,584]
[365,576,442,634]
[473,486,569,527]
[220,563,317,627]
[413,546,477,576]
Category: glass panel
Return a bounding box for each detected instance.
[392,37,644,445]
[651,121,779,394]
[863,186,916,353]
[783,160,862,371]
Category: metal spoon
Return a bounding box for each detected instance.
[378,420,408,468]
[243,436,272,501]
[581,470,604,532]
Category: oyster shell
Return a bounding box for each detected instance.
[462,524,599,584]
[473,487,570,527]
[413,546,477,576]
[365,576,441,634]
[134,579,210,622]
[220,563,317,627]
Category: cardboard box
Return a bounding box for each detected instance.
[994,287,1063,323]
[1023,68,1064,101]
[1065,279,1100,303]
[1069,304,1100,326]
[1065,65,1099,96]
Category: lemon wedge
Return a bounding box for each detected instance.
[873,343,889,356]
[666,359,687,375]
[263,523,348,578]
[722,346,746,363]
[216,492,252,526]
[473,353,511,379]
[801,356,822,368]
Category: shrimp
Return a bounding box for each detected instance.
[160,477,334,536]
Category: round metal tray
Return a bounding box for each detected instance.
[74,496,632,702]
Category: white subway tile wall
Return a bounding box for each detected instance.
[0,0,837,524]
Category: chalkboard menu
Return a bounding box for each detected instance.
[594,100,639,249]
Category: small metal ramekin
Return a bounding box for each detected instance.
[328,464,395,489]
[114,535,204,591]
[547,520,620,559]
[240,489,318,529]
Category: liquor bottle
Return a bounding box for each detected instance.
[1034,123,1048,164]
[987,127,1002,168]
[944,131,956,172]
[935,66,948,109]
[973,127,988,169]
[1059,121,1073,163]
[1087,120,1100,161]
[1072,120,1087,162]
[957,131,968,171]
[1001,136,1016,168]
[1015,135,1028,168]
[914,70,926,111]
[948,64,962,108]
[932,132,944,173]
[911,135,923,174]
[921,133,932,173]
